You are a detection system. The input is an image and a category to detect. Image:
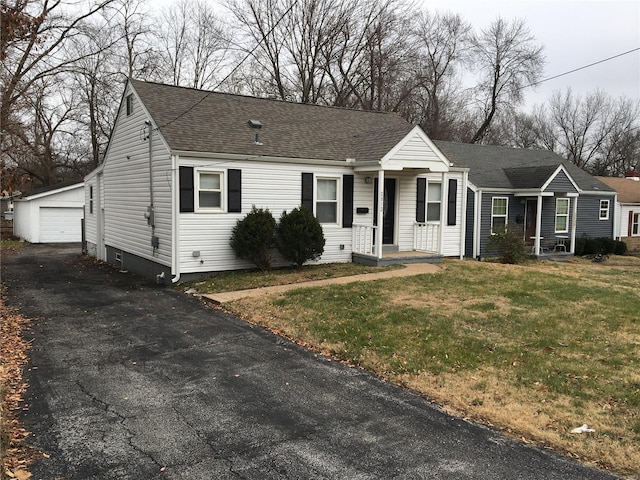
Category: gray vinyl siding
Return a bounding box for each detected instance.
[479,193,522,257]
[539,196,573,238]
[465,188,475,258]
[545,170,578,193]
[478,192,525,257]
[576,195,615,238]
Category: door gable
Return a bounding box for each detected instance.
[378,126,450,173]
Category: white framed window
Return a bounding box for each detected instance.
[555,198,569,233]
[196,170,224,211]
[89,186,94,214]
[316,177,339,224]
[426,182,441,222]
[599,200,610,220]
[633,212,639,236]
[491,197,508,234]
[126,94,134,116]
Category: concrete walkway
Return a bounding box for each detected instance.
[202,262,442,303]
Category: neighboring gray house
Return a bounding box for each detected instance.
[435,141,617,258]
[84,80,467,283]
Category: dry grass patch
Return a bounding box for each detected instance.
[224,257,640,478]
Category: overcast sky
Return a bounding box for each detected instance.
[427,0,640,107]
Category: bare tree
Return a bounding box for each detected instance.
[156,0,230,89]
[468,17,544,144]
[410,10,471,139]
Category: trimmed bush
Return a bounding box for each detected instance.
[575,237,622,256]
[487,223,528,264]
[276,206,325,267]
[229,206,276,271]
[614,240,628,255]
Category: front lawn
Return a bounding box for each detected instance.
[220,256,640,478]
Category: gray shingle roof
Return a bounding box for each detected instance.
[131,80,412,162]
[434,140,614,193]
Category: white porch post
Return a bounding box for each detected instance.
[570,196,578,254]
[535,195,543,255]
[376,169,385,259]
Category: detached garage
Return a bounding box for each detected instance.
[13,183,84,243]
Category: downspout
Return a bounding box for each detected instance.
[439,172,445,254]
[459,170,468,259]
[474,190,482,259]
[171,154,181,284]
[145,121,156,251]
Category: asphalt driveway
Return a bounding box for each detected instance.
[2,244,619,479]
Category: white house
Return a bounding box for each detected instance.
[597,172,640,252]
[13,182,85,243]
[84,80,468,283]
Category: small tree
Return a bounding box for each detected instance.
[487,223,528,264]
[276,206,325,267]
[229,206,276,270]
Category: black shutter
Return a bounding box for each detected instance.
[179,166,194,213]
[447,179,457,226]
[302,172,314,211]
[342,174,354,227]
[228,169,242,213]
[416,178,426,222]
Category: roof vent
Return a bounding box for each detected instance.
[248,119,262,129]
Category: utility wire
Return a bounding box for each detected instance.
[523,47,640,90]
[158,0,298,129]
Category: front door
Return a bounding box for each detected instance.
[374,178,396,245]
[525,199,537,244]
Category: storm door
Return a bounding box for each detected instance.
[374,178,396,245]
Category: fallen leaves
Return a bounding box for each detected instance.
[1,285,34,479]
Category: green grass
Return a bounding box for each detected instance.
[227,257,640,476]
[186,262,402,293]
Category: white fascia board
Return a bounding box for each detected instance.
[84,163,104,182]
[513,190,554,197]
[541,164,581,193]
[173,150,349,167]
[579,190,617,196]
[22,183,85,201]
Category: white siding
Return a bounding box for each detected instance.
[383,130,449,172]
[440,171,466,257]
[84,174,97,247]
[102,85,172,267]
[178,159,353,273]
[13,185,84,243]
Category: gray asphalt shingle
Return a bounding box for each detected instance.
[131,80,412,163]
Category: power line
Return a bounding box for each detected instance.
[524,47,640,90]
[158,0,298,129]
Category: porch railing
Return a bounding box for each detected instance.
[414,222,440,252]
[352,223,376,255]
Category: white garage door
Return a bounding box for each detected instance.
[39,207,83,243]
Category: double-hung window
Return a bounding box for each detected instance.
[426,182,441,222]
[89,186,94,214]
[555,198,569,233]
[316,177,338,224]
[197,171,223,211]
[599,200,610,220]
[491,197,508,234]
[633,212,639,236]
